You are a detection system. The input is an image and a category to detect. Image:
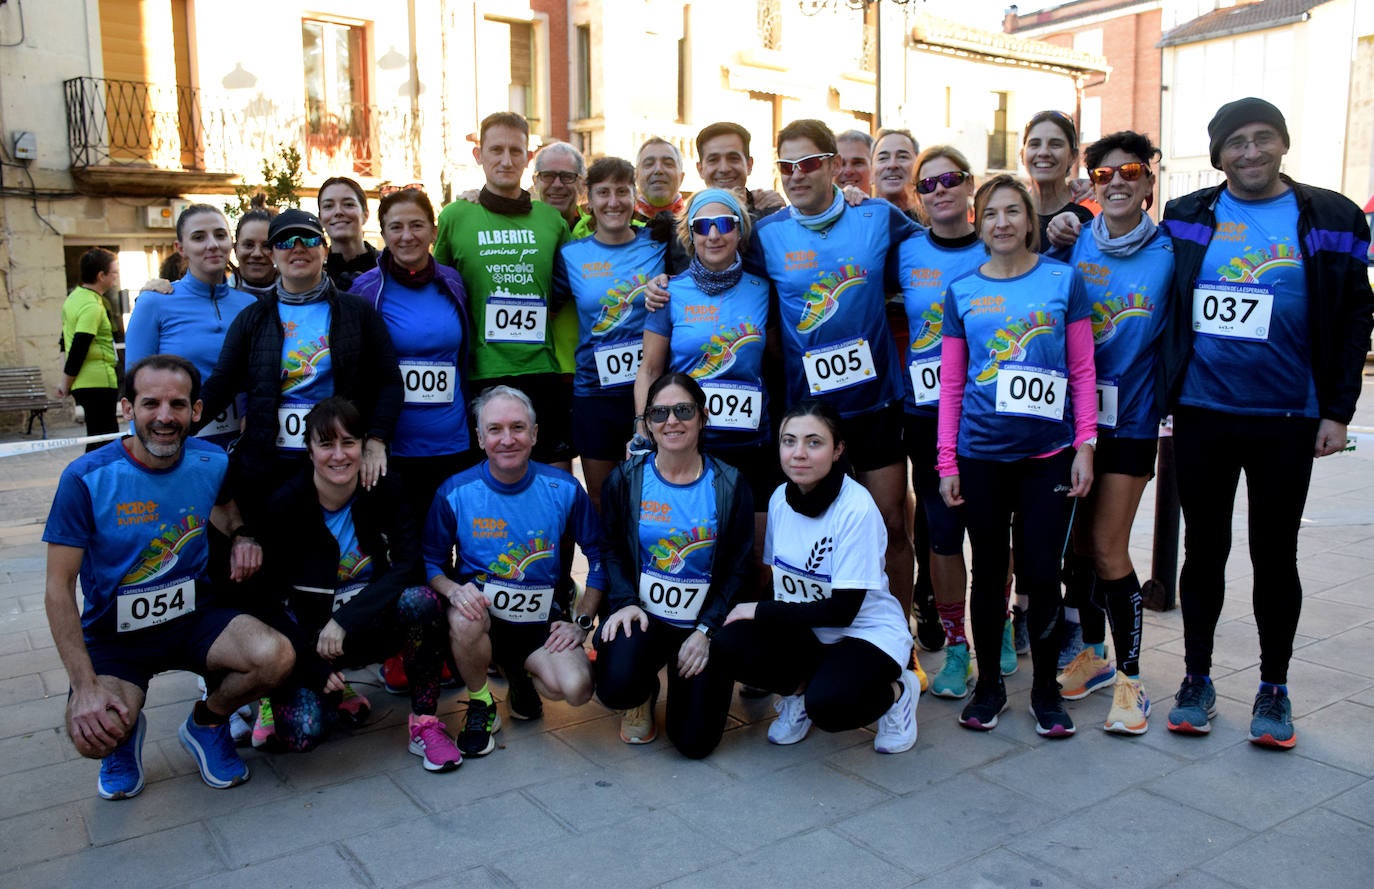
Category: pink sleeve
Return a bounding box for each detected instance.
[936,336,968,476]
[1066,317,1097,447]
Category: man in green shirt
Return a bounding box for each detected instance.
[435,112,571,468]
[59,248,121,450]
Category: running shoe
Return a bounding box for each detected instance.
[1012,605,1030,655]
[250,697,276,750]
[874,669,920,753]
[456,697,501,757]
[1249,687,1296,749]
[97,711,146,801]
[179,712,250,789]
[1029,684,1075,738]
[1104,672,1150,735]
[931,642,972,699]
[911,647,929,693]
[1057,648,1115,700]
[336,682,372,727]
[958,676,1007,731]
[1057,620,1085,670]
[378,655,409,694]
[408,714,462,772]
[1000,619,1019,676]
[768,693,812,745]
[1166,675,1217,735]
[620,685,659,745]
[914,589,945,652]
[505,669,543,721]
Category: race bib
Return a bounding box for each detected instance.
[995,363,1065,421]
[333,582,365,614]
[485,297,548,344]
[1096,379,1119,429]
[197,399,240,438]
[593,340,642,388]
[1192,282,1274,341]
[702,381,762,431]
[908,356,941,406]
[276,402,311,451]
[484,579,553,624]
[803,338,876,394]
[637,568,708,624]
[772,558,832,604]
[400,360,456,405]
[117,579,195,632]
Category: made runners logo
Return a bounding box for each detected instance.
[975,311,1058,385]
[1212,221,1248,242]
[1216,242,1301,282]
[115,500,160,527]
[908,302,944,355]
[280,336,329,393]
[591,274,652,334]
[119,512,207,586]
[471,517,508,540]
[1091,291,1154,345]
[688,323,764,379]
[486,535,555,582]
[649,524,716,574]
[796,262,867,332]
[641,500,672,523]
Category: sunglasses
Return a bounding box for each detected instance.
[378,182,424,196]
[776,153,834,176]
[535,170,580,186]
[1087,162,1150,185]
[271,235,325,250]
[916,170,972,194]
[645,402,699,423]
[689,214,740,237]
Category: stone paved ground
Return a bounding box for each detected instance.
[4,385,1374,889]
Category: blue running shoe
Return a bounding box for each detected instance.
[98,711,146,800]
[932,642,973,699]
[179,712,250,789]
[1249,687,1296,749]
[1167,675,1217,735]
[1000,619,1018,676]
[1057,620,1084,670]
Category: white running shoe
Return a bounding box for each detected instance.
[874,669,920,754]
[767,694,812,745]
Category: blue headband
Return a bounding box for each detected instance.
[687,188,744,222]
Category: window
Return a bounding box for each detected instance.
[302,18,372,174]
[575,25,592,119]
[988,91,1010,170]
[479,17,542,134]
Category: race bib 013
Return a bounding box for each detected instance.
[772,558,832,604]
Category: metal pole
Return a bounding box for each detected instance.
[874,1,882,131]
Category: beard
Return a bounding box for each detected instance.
[137,421,187,459]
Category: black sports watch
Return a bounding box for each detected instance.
[571,613,594,632]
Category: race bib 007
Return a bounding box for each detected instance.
[637,568,708,625]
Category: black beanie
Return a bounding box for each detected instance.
[1208,97,1289,170]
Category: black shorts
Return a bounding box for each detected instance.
[84,602,242,691]
[841,403,905,473]
[902,413,966,555]
[708,439,781,510]
[1095,435,1158,478]
[572,391,636,461]
[472,373,575,464]
[488,617,551,675]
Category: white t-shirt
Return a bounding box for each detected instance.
[763,475,913,667]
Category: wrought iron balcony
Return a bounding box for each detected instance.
[63,76,422,195]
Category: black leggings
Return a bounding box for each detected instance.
[1174,407,1317,685]
[960,450,1076,687]
[72,386,119,451]
[714,621,899,731]
[594,619,734,759]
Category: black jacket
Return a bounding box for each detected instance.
[199,280,404,492]
[600,454,755,632]
[1160,176,1373,422]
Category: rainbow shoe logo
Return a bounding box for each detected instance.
[796,263,867,332]
[591,274,652,334]
[487,535,556,582]
[688,323,764,379]
[1217,243,1301,283]
[909,302,944,354]
[648,525,716,574]
[119,513,207,586]
[1091,291,1154,345]
[975,310,1058,384]
[281,335,330,392]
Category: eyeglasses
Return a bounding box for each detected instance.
[1087,162,1150,185]
[1222,131,1281,154]
[271,235,325,250]
[689,214,740,237]
[776,153,834,176]
[645,402,698,423]
[916,171,972,194]
[535,170,580,186]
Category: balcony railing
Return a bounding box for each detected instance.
[63,76,422,182]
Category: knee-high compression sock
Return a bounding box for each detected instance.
[937,600,967,646]
[1099,571,1143,676]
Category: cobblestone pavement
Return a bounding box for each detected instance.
[4,388,1374,889]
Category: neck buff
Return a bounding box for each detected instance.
[382,250,437,288]
[478,186,532,216]
[275,275,329,305]
[1090,210,1157,257]
[688,253,743,296]
[635,193,685,220]
[784,460,847,518]
[789,185,846,231]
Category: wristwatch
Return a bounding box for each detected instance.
[695,622,714,640]
[1082,436,1098,450]
[571,613,594,632]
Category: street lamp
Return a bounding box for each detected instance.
[798,0,923,130]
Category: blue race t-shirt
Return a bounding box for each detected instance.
[1179,188,1316,417]
[636,460,718,628]
[554,228,665,397]
[323,499,373,614]
[1069,229,1174,438]
[748,200,920,417]
[424,461,607,624]
[645,271,771,446]
[43,437,227,640]
[898,231,985,417]
[277,301,334,452]
[943,256,1091,461]
[380,280,469,458]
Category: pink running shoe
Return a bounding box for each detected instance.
[408,714,462,773]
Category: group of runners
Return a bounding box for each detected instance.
[47,95,1373,803]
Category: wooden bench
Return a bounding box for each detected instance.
[0,366,65,438]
